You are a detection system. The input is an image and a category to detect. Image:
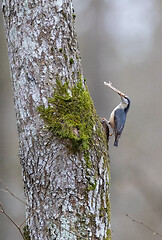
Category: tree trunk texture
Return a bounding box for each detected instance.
[2,0,111,239]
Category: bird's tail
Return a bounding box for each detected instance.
[114,135,120,147]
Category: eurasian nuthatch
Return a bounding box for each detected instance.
[109,95,130,147]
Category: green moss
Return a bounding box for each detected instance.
[88,179,97,191]
[64,54,67,61]
[84,151,92,169]
[23,225,31,240]
[59,48,63,53]
[106,229,111,240]
[89,213,96,226]
[38,79,96,152]
[51,47,54,52]
[69,58,74,64]
[77,71,82,80]
[99,188,104,218]
[62,11,67,20]
[106,191,111,223]
[72,14,76,19]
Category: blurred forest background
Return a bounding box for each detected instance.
[0,0,162,239]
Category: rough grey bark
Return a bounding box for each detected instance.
[2,0,111,239]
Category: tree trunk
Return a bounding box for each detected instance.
[2,0,111,239]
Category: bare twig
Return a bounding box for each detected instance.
[0,202,26,240]
[19,217,29,229]
[104,81,127,98]
[0,179,26,206]
[126,213,162,238]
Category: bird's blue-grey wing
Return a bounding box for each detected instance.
[114,108,126,135]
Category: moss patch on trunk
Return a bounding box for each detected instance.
[38,79,97,152]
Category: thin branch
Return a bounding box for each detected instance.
[126,213,162,238]
[19,217,29,229]
[0,179,26,206]
[0,203,25,240]
[104,81,128,98]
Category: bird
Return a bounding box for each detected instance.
[109,95,130,147]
